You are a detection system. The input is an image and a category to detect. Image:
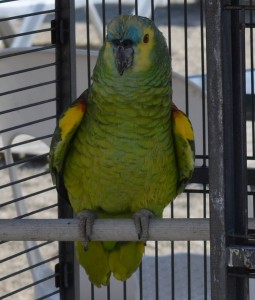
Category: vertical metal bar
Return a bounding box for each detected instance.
[151,0,154,21]
[102,0,106,42]
[199,0,207,166]
[203,186,208,300]
[118,0,122,15]
[55,0,77,299]
[107,284,110,300]
[184,0,189,115]
[167,3,174,295]
[167,0,172,54]
[139,262,143,300]
[187,193,191,300]
[170,201,175,300]
[86,0,91,88]
[155,241,159,300]
[206,1,249,299]
[253,192,255,218]
[249,5,255,160]
[123,281,127,300]
[199,1,208,298]
[206,1,232,299]
[91,283,94,300]
[231,5,248,241]
[134,0,138,16]
[251,3,255,238]
[231,6,249,299]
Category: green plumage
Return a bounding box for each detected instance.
[50,15,195,287]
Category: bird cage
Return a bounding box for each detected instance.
[0,0,254,300]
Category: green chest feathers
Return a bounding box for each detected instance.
[63,102,178,216]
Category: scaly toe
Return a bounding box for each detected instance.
[77,210,97,251]
[133,209,154,242]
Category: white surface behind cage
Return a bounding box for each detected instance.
[0,0,167,48]
[138,254,211,300]
[0,48,205,299]
[0,51,56,298]
[0,0,100,47]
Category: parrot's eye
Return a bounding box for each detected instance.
[143,34,149,43]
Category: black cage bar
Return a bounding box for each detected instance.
[206,0,255,299]
[54,1,78,300]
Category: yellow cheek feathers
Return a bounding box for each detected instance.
[134,28,155,72]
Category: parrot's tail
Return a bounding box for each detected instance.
[109,241,145,281]
[76,241,145,287]
[76,241,111,287]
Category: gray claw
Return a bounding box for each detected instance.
[78,210,97,251]
[133,209,154,242]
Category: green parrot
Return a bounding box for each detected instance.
[49,15,195,287]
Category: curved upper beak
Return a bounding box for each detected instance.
[114,42,134,75]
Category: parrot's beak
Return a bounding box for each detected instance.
[114,43,134,76]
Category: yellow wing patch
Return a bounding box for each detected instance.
[171,103,194,141]
[171,103,195,195]
[59,99,86,140]
[49,93,87,182]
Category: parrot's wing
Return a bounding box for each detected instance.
[49,89,88,199]
[171,103,195,195]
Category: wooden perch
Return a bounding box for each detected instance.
[0,218,254,242]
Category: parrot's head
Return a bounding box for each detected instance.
[97,15,170,78]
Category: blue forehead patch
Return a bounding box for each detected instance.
[107,18,143,44]
[125,25,142,43]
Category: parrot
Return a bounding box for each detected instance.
[49,15,195,287]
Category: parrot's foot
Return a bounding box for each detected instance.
[133,209,154,243]
[77,210,97,251]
